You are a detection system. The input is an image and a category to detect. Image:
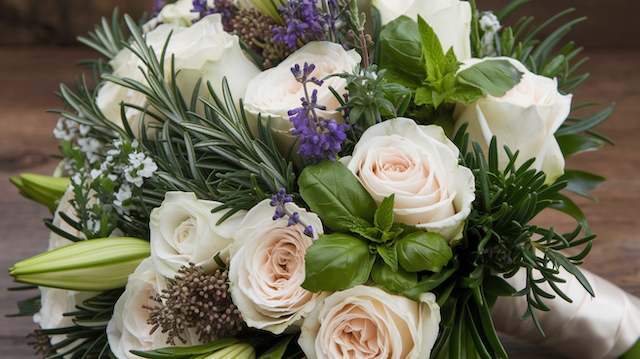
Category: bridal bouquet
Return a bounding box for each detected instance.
[9,0,640,358]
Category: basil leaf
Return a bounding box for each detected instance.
[371,260,418,294]
[303,234,375,292]
[378,16,425,89]
[376,244,398,271]
[374,194,395,231]
[457,59,523,97]
[298,161,376,231]
[397,232,453,272]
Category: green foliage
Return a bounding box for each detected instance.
[131,339,243,358]
[299,161,453,294]
[77,8,128,61]
[397,232,452,273]
[302,233,375,292]
[379,16,522,110]
[298,161,376,232]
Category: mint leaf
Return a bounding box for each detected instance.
[299,161,376,232]
[376,244,398,271]
[303,234,375,292]
[378,16,425,89]
[397,232,453,272]
[371,260,418,294]
[417,15,446,81]
[374,194,395,231]
[457,59,523,97]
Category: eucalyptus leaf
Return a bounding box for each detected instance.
[303,233,375,292]
[397,232,453,272]
[457,59,523,98]
[298,161,376,231]
[557,134,606,157]
[371,260,418,294]
[563,169,605,199]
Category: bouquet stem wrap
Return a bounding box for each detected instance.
[492,267,640,358]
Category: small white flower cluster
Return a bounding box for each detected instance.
[479,12,501,56]
[54,118,102,164]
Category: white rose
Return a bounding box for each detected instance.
[149,192,245,280]
[97,15,260,135]
[244,41,360,151]
[344,118,475,240]
[229,199,324,334]
[454,57,572,183]
[373,0,472,60]
[107,259,179,359]
[299,285,441,359]
[158,0,199,26]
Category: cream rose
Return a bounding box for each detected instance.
[33,188,96,347]
[98,15,260,134]
[157,0,199,26]
[299,285,441,359]
[107,259,179,359]
[228,199,324,334]
[344,118,475,240]
[454,57,572,183]
[149,192,245,280]
[244,41,360,151]
[373,0,472,60]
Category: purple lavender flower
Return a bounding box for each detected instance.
[153,0,166,14]
[192,0,237,30]
[272,0,331,49]
[288,62,348,162]
[270,188,293,220]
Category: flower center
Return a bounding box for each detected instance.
[174,217,196,254]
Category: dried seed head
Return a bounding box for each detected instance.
[145,263,244,345]
[27,328,53,358]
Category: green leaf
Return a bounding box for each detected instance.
[557,133,606,157]
[298,161,377,231]
[371,260,418,294]
[402,262,458,301]
[303,233,375,292]
[257,336,293,359]
[378,16,425,89]
[130,339,239,358]
[547,251,594,297]
[376,244,398,271]
[397,232,453,272]
[457,59,523,97]
[374,194,395,231]
[563,169,605,199]
[620,339,640,359]
[381,82,412,117]
[417,15,447,81]
[550,193,589,232]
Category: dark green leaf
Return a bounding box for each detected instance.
[417,16,447,81]
[457,59,523,97]
[402,261,458,300]
[130,339,239,358]
[550,193,589,232]
[374,194,395,231]
[547,251,594,297]
[371,260,418,294]
[557,134,606,157]
[303,234,375,292]
[397,232,453,272]
[376,243,398,271]
[563,169,605,199]
[257,336,293,359]
[298,161,376,231]
[378,16,425,88]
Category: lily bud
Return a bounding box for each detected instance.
[9,237,150,291]
[10,173,70,212]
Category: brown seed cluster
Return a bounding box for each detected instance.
[27,329,53,358]
[230,9,292,68]
[145,263,244,345]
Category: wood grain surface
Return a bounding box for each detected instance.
[0,47,638,358]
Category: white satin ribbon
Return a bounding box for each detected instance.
[492,267,640,358]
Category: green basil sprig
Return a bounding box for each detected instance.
[299,161,455,295]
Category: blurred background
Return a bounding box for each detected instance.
[0,1,638,358]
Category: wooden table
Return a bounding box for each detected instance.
[0,47,638,358]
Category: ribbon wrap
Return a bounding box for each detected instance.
[493,268,640,358]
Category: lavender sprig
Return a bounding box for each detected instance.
[272,0,331,49]
[288,62,348,162]
[270,188,315,237]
